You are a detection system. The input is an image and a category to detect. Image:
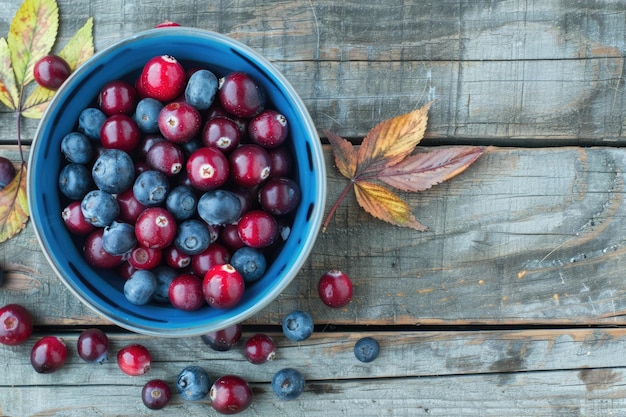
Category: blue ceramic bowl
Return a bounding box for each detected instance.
[28,28,326,337]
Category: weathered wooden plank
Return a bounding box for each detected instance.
[3,145,626,326]
[0,0,624,144]
[2,329,626,416]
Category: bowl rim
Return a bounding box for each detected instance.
[27,27,327,337]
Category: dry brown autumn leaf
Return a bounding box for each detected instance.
[323,102,484,232]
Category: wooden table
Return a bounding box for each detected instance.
[2,1,626,415]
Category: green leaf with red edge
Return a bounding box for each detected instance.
[22,17,94,119]
[0,37,19,109]
[7,0,59,86]
[354,181,427,231]
[0,162,30,243]
[378,146,485,193]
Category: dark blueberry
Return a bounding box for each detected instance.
[102,221,137,256]
[81,189,120,227]
[174,219,211,255]
[152,265,177,303]
[282,310,314,342]
[166,185,198,220]
[185,69,218,110]
[271,368,305,400]
[230,246,266,283]
[197,189,242,226]
[78,107,107,140]
[0,156,16,189]
[180,137,202,156]
[92,149,135,194]
[176,365,211,401]
[61,132,93,164]
[124,270,157,305]
[58,163,93,200]
[354,337,379,363]
[133,97,163,134]
[133,170,170,206]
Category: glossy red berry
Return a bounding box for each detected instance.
[191,242,231,276]
[83,229,125,269]
[128,246,163,270]
[116,188,147,224]
[140,55,186,102]
[135,207,177,249]
[219,223,245,252]
[0,304,33,346]
[154,20,180,28]
[209,374,253,415]
[168,273,205,311]
[33,54,71,90]
[237,210,278,248]
[229,144,271,187]
[258,177,301,215]
[219,72,266,117]
[157,101,202,143]
[142,379,171,410]
[98,80,138,116]
[201,116,241,153]
[62,201,96,235]
[244,333,276,364]
[186,146,230,190]
[164,244,192,269]
[248,109,288,148]
[117,343,152,376]
[31,336,68,373]
[268,146,293,178]
[202,264,245,309]
[201,323,242,351]
[77,328,109,364]
[100,114,141,152]
[146,140,185,176]
[318,270,353,308]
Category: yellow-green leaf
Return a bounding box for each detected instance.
[0,162,30,243]
[354,181,427,231]
[324,129,357,179]
[21,87,51,118]
[0,37,19,109]
[357,102,431,174]
[8,0,59,86]
[58,17,94,69]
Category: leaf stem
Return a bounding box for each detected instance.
[16,84,24,163]
[321,180,354,233]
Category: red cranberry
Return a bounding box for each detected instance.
[98,80,138,116]
[128,246,163,270]
[219,72,266,117]
[116,188,147,224]
[31,336,68,373]
[146,140,185,176]
[191,242,231,276]
[142,379,171,410]
[77,328,109,364]
[237,210,278,248]
[83,229,125,269]
[140,55,186,102]
[201,323,242,351]
[229,144,271,187]
[201,116,241,153]
[164,244,192,269]
[318,269,353,308]
[248,109,288,148]
[258,177,301,215]
[244,333,276,364]
[117,343,152,376]
[100,114,141,152]
[186,146,229,190]
[202,264,245,309]
[135,207,177,249]
[168,273,205,311]
[157,101,202,143]
[219,224,245,252]
[210,374,253,414]
[62,201,96,235]
[0,304,33,346]
[268,146,293,177]
[33,55,71,90]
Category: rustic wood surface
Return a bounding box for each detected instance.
[1,0,626,416]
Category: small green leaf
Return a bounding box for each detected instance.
[58,17,94,69]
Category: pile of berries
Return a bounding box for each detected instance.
[57,54,302,310]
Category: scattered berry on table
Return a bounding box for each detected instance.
[142,379,171,410]
[209,374,253,415]
[176,365,211,401]
[354,337,380,363]
[244,333,276,364]
[271,368,305,400]
[76,328,109,364]
[33,54,71,90]
[318,269,353,308]
[30,336,68,373]
[282,310,314,342]
[117,343,152,376]
[0,156,16,190]
[200,323,242,351]
[0,303,33,346]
